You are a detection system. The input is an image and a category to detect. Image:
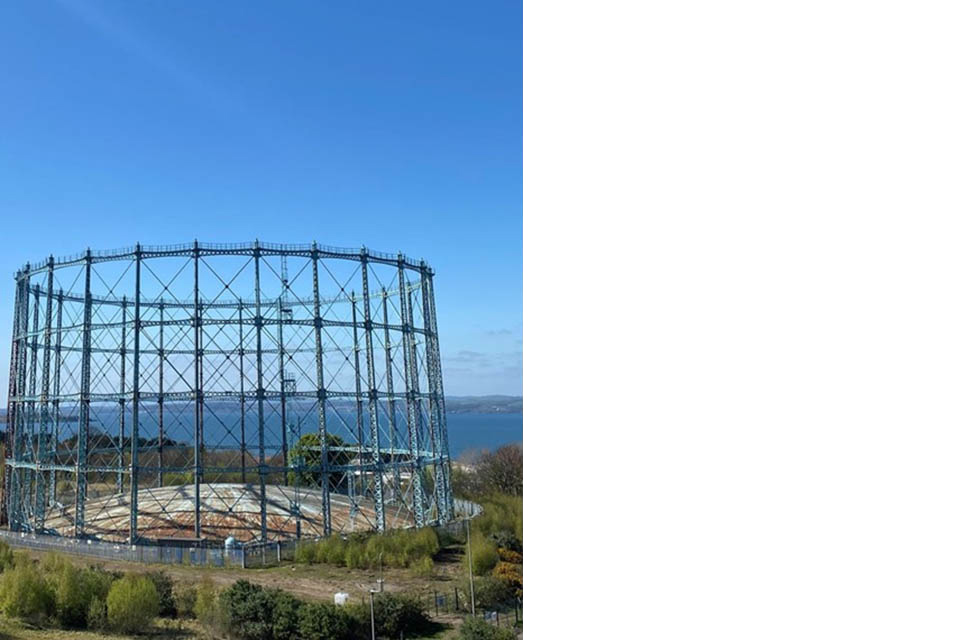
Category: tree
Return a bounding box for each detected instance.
[288,432,351,490]
[467,444,522,497]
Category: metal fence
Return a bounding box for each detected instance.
[0,497,482,570]
[0,529,245,567]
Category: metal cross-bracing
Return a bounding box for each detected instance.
[3,241,453,545]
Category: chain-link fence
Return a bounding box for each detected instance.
[0,529,244,567]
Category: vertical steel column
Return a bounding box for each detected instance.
[238,303,246,484]
[157,303,164,487]
[50,289,63,506]
[381,287,400,504]
[14,271,31,530]
[405,284,431,521]
[28,284,40,525]
[278,298,288,485]
[5,270,24,529]
[432,273,455,517]
[74,251,93,537]
[351,294,364,501]
[130,245,142,542]
[311,246,331,536]
[421,268,452,521]
[38,259,54,521]
[254,242,268,540]
[397,260,424,526]
[193,242,203,538]
[118,297,127,495]
[360,254,385,531]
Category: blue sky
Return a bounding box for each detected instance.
[0,1,521,398]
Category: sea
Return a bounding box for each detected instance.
[20,407,522,461]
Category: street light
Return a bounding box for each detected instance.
[369,589,377,640]
[466,519,476,616]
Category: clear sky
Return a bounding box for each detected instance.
[0,1,521,399]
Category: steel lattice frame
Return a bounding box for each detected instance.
[3,241,453,544]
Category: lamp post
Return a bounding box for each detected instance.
[369,589,376,640]
[466,519,476,616]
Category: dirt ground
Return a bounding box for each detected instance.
[16,545,467,605]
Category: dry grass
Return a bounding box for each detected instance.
[0,617,201,639]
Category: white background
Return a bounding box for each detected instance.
[525,1,960,637]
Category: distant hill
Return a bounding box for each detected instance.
[0,395,523,420]
[445,395,522,414]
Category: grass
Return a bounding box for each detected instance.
[0,616,201,639]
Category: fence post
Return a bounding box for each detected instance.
[277,541,281,563]
[434,591,438,616]
[454,587,459,611]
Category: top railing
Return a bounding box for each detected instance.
[15,241,432,279]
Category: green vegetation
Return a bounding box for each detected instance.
[0,560,55,624]
[173,581,197,619]
[288,433,351,488]
[295,527,440,571]
[209,578,432,640]
[459,615,517,640]
[105,574,160,634]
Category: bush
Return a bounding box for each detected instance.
[303,528,440,570]
[106,574,160,634]
[459,615,516,640]
[173,582,197,619]
[0,541,15,572]
[145,570,176,617]
[0,561,55,624]
[219,579,275,640]
[52,563,112,628]
[298,601,352,640]
[466,536,499,576]
[492,562,522,598]
[411,555,434,577]
[373,592,431,638]
[464,577,516,612]
[294,541,317,564]
[195,578,226,634]
[87,597,107,632]
[271,589,302,640]
[346,593,431,639]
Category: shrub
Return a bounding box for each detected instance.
[491,532,521,554]
[52,563,103,628]
[473,495,522,542]
[106,574,160,634]
[271,589,302,640]
[0,561,55,624]
[0,540,15,572]
[314,535,347,565]
[195,578,226,633]
[344,544,365,569]
[294,541,317,564]
[464,576,516,611]
[173,582,197,618]
[305,528,440,570]
[145,570,176,617]
[219,579,275,640]
[373,592,431,638]
[497,547,522,564]
[460,615,516,640]
[298,601,352,640]
[411,555,434,577]
[466,536,499,576]
[87,597,107,632]
[346,593,431,639]
[492,562,522,598]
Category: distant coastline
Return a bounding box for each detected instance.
[0,395,523,422]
